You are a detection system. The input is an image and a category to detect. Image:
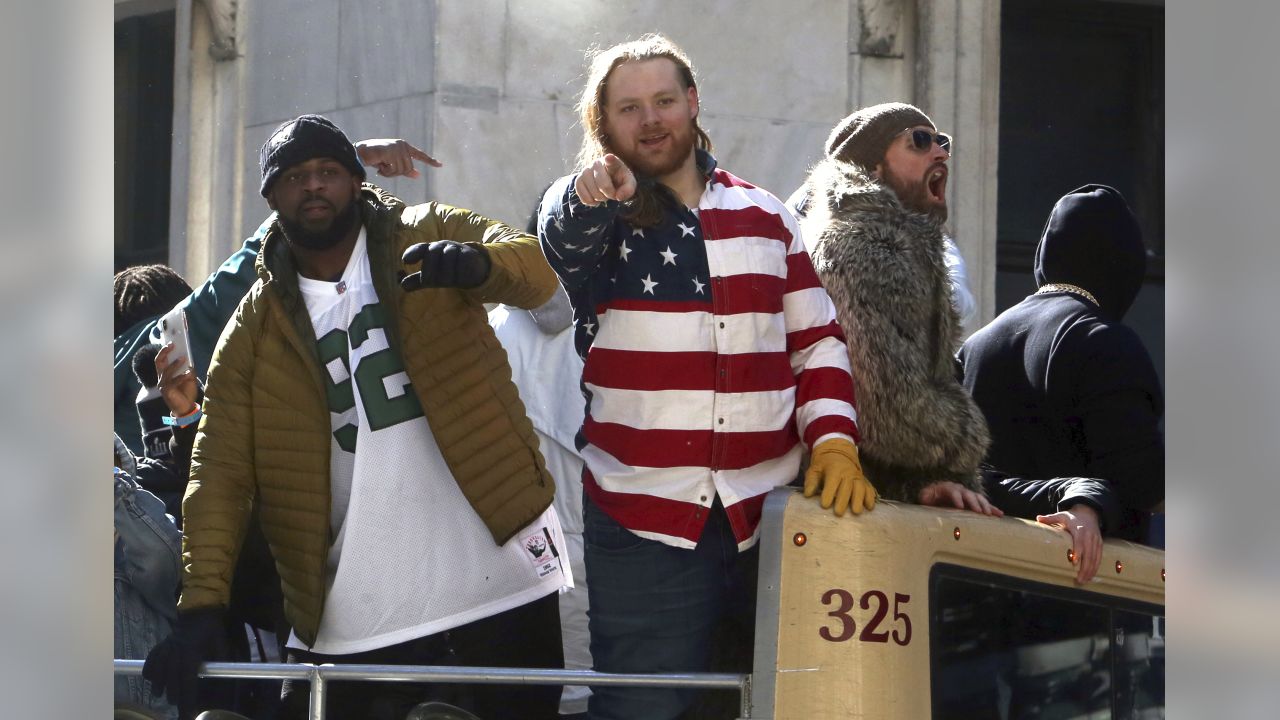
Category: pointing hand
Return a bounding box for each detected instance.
[575,153,637,206]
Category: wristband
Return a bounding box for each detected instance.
[163,404,202,428]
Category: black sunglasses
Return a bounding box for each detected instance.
[898,127,952,154]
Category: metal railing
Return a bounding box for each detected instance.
[114,659,752,720]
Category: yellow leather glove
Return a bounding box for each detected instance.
[803,438,877,516]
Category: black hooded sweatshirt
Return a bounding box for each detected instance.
[958,185,1164,540]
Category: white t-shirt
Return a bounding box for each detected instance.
[488,304,585,534]
[287,229,570,655]
[489,303,592,712]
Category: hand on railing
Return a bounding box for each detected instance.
[142,608,230,720]
[804,438,877,516]
[1037,504,1103,584]
[917,480,1002,516]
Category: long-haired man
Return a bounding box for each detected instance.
[538,34,874,719]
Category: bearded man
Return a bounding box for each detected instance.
[795,102,999,512]
[143,114,569,720]
[538,34,871,720]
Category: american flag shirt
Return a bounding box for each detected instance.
[538,151,860,551]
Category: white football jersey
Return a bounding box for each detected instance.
[287,229,570,655]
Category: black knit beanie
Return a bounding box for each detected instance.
[259,114,366,197]
[824,102,935,171]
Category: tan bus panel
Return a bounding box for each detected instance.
[750,487,1164,719]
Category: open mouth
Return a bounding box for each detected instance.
[639,133,669,149]
[926,165,948,202]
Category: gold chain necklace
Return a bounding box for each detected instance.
[1036,282,1099,306]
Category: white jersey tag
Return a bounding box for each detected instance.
[522,527,563,580]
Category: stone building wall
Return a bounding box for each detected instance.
[169,0,999,327]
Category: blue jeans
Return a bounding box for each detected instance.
[114,468,181,718]
[583,495,757,720]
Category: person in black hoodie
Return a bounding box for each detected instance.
[959,185,1164,544]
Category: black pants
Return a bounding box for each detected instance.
[279,591,563,720]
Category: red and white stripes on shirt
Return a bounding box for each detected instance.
[539,158,859,551]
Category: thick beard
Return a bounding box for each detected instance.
[279,198,360,251]
[881,164,948,223]
[613,122,697,182]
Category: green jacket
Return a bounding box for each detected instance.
[178,185,559,647]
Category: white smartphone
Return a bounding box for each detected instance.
[158,306,195,373]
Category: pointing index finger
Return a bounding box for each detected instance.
[593,162,617,201]
[407,144,443,168]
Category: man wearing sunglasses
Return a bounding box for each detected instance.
[790,102,998,514]
[786,113,976,330]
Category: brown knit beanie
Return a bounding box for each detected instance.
[824,102,935,170]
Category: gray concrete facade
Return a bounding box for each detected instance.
[166,0,1001,326]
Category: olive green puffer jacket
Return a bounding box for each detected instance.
[178,185,558,647]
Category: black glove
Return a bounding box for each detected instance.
[142,607,229,719]
[401,240,491,290]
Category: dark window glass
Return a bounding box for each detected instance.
[115,11,175,272]
[930,565,1164,719]
[1113,611,1166,718]
[997,0,1164,278]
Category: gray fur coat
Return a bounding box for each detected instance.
[799,158,989,501]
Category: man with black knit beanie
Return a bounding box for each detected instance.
[959,185,1165,544]
[143,113,569,720]
[113,131,442,458]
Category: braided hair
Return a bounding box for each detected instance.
[113,264,193,336]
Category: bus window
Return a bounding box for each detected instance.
[1114,609,1166,718]
[930,565,1165,719]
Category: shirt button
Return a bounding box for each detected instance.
[700,495,708,503]
[718,418,724,425]
[719,322,725,329]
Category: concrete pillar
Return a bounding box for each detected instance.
[849,0,914,109]
[916,0,1002,331]
[170,0,247,281]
